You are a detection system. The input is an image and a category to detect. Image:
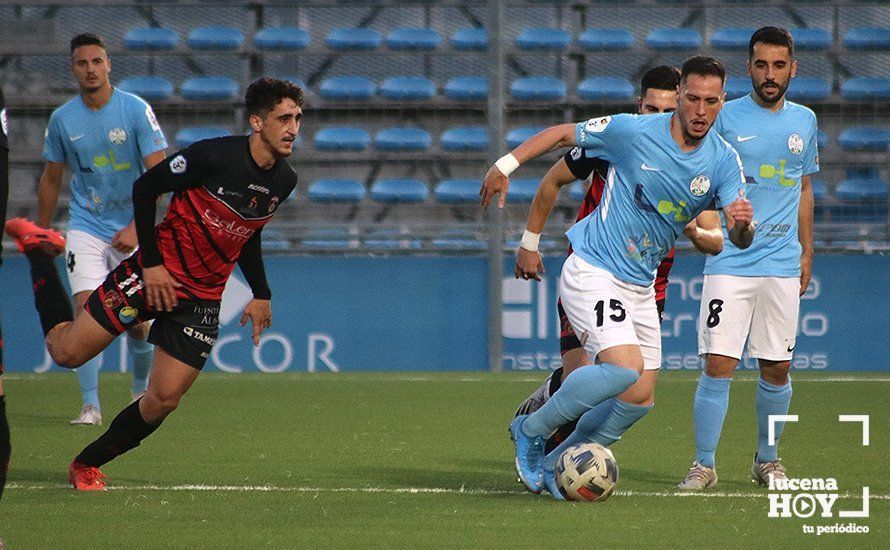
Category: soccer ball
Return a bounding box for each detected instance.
[554,443,619,502]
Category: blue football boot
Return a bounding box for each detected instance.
[542,466,565,500]
[509,415,544,493]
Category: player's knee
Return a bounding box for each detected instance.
[144,391,181,417]
[704,355,736,379]
[47,340,85,369]
[760,363,790,386]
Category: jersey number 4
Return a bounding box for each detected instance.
[593,299,626,327]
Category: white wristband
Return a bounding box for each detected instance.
[519,230,541,252]
[495,153,520,177]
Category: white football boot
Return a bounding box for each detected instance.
[69,404,102,426]
[677,461,718,490]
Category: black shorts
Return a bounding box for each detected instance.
[84,255,220,370]
[557,297,666,355]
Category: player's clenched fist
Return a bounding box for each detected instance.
[728,192,754,229]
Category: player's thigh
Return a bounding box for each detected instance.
[618,369,659,406]
[65,230,113,296]
[697,274,758,360]
[748,277,800,362]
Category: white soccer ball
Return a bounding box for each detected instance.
[554,443,619,502]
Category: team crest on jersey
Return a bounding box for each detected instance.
[788,133,804,155]
[103,291,123,310]
[170,154,187,174]
[268,197,280,213]
[690,175,710,196]
[584,116,612,134]
[109,128,127,145]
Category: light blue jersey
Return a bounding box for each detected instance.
[704,94,819,277]
[568,113,745,286]
[43,88,167,240]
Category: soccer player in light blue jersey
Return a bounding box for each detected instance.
[38,33,167,425]
[678,27,819,491]
[481,56,756,498]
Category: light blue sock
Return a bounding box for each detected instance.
[693,373,732,468]
[76,355,102,409]
[590,400,653,447]
[543,397,615,470]
[755,377,792,463]
[127,336,153,396]
[522,363,639,438]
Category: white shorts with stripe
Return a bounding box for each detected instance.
[65,229,135,296]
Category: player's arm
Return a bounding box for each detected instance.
[798,175,815,296]
[683,208,724,255]
[111,151,168,253]
[0,143,8,268]
[237,229,272,346]
[37,161,66,229]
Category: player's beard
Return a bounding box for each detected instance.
[753,78,789,106]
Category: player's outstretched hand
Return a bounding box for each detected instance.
[240,298,271,346]
[142,265,182,312]
[480,164,510,209]
[111,223,138,253]
[515,247,545,282]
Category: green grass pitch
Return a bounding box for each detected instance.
[1,371,887,548]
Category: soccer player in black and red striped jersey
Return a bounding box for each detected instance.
[0,85,10,500]
[4,77,302,491]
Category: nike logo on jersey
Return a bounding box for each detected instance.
[640,163,661,172]
[70,135,85,142]
[736,135,757,142]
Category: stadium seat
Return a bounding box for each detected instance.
[374,127,432,151]
[370,179,429,203]
[319,76,377,100]
[811,179,828,220]
[710,28,756,50]
[507,179,541,203]
[261,229,290,251]
[435,179,481,204]
[791,28,831,51]
[506,126,546,149]
[379,77,436,100]
[386,28,441,51]
[364,229,423,250]
[577,29,634,50]
[301,228,359,250]
[846,167,880,180]
[255,27,310,50]
[838,127,890,151]
[646,28,702,50]
[577,77,634,101]
[314,127,372,151]
[835,178,889,221]
[124,27,179,50]
[117,76,174,101]
[326,28,382,50]
[450,28,488,50]
[187,27,244,50]
[431,229,487,250]
[307,179,367,203]
[516,28,572,50]
[174,126,231,149]
[440,127,489,152]
[724,77,750,99]
[841,78,890,100]
[444,76,487,100]
[510,77,567,101]
[817,130,828,149]
[786,77,831,102]
[844,27,890,50]
[180,77,239,100]
[569,181,586,202]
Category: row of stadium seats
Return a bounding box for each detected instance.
[121,26,890,52]
[120,74,890,103]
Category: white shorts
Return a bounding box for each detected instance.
[65,230,135,295]
[697,274,800,362]
[558,254,661,370]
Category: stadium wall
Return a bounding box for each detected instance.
[0,253,887,373]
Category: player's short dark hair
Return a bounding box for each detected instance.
[680,55,726,85]
[749,26,794,59]
[70,33,106,54]
[245,77,304,117]
[641,66,681,95]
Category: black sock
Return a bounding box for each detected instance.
[0,395,10,501]
[548,367,565,395]
[75,398,162,468]
[25,250,73,336]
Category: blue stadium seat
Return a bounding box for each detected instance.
[508,179,540,203]
[374,127,432,151]
[811,179,828,219]
[577,29,634,50]
[835,178,889,221]
[308,179,366,203]
[577,77,634,101]
[370,179,429,203]
[817,130,828,149]
[187,27,244,50]
[435,179,481,204]
[516,28,571,50]
[724,77,750,99]
[255,27,310,50]
[261,229,290,251]
[569,181,586,202]
[301,228,359,250]
[510,77,566,101]
[841,78,890,100]
[710,28,755,50]
[118,76,174,101]
[124,27,179,50]
[846,167,880,180]
[450,28,487,50]
[180,77,239,100]
[440,127,488,152]
[646,28,702,50]
[838,127,890,151]
[431,229,487,251]
[314,127,371,151]
[444,76,487,100]
[791,28,831,51]
[326,28,382,51]
[174,126,231,149]
[319,77,377,100]
[786,77,831,102]
[506,126,546,149]
[364,229,423,250]
[379,77,436,100]
[844,27,890,50]
[386,28,441,51]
